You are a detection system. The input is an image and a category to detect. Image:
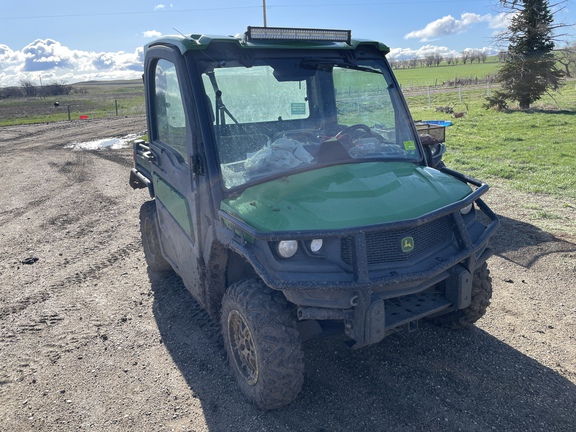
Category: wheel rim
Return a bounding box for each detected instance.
[227,310,258,386]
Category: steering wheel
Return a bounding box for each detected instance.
[336,124,373,140]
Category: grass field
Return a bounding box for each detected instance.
[406,82,576,200]
[0,80,145,126]
[394,58,500,88]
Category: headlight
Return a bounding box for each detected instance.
[310,239,324,253]
[277,240,298,258]
[460,203,473,215]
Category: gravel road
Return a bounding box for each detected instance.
[0,117,574,431]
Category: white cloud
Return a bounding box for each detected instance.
[388,45,460,61]
[487,12,516,30]
[0,45,24,72]
[154,4,166,10]
[143,30,163,38]
[22,39,74,72]
[462,46,499,56]
[0,39,143,87]
[404,13,502,42]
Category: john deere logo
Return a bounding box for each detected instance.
[401,237,414,253]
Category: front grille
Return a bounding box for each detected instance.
[341,216,453,265]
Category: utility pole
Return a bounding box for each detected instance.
[263,0,267,27]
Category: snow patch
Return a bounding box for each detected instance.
[66,133,142,150]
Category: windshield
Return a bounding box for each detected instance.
[199,57,420,189]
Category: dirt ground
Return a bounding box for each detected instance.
[0,117,574,432]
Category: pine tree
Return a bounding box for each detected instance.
[491,0,564,109]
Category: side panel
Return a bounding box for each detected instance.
[153,173,194,242]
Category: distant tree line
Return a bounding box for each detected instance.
[390,49,488,69]
[461,50,488,64]
[389,44,576,77]
[0,80,88,99]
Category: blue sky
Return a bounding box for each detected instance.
[0,0,573,86]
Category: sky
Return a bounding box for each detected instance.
[1,0,574,87]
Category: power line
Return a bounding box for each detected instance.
[0,1,488,21]
[0,6,260,20]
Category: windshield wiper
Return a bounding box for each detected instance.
[206,71,239,127]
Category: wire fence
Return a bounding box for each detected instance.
[402,82,497,105]
[0,95,146,126]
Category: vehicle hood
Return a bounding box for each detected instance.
[220,162,472,232]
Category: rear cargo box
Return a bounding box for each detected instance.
[416,123,446,145]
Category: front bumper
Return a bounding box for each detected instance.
[218,175,499,347]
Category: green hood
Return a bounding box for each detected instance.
[220,162,472,232]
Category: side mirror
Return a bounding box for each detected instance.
[423,142,446,168]
[415,122,449,169]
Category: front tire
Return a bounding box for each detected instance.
[431,262,493,328]
[221,279,304,410]
[139,201,172,272]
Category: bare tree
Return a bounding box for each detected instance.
[478,51,488,63]
[470,50,480,63]
[0,86,23,99]
[423,54,434,67]
[556,44,576,77]
[39,81,73,97]
[20,80,38,97]
[497,51,509,62]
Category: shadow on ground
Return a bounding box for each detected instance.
[149,264,576,431]
[490,213,575,269]
[147,208,576,431]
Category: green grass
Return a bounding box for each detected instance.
[395,59,500,88]
[406,82,576,199]
[0,80,145,126]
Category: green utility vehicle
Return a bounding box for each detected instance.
[130,27,498,410]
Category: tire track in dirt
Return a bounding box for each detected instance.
[46,151,94,184]
[0,123,75,144]
[88,149,134,168]
[0,240,143,387]
[45,146,133,184]
[0,240,141,321]
[67,240,141,285]
[59,152,90,183]
[0,307,84,386]
[0,198,51,227]
[0,137,131,314]
[0,150,95,230]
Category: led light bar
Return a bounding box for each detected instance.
[246,26,351,44]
